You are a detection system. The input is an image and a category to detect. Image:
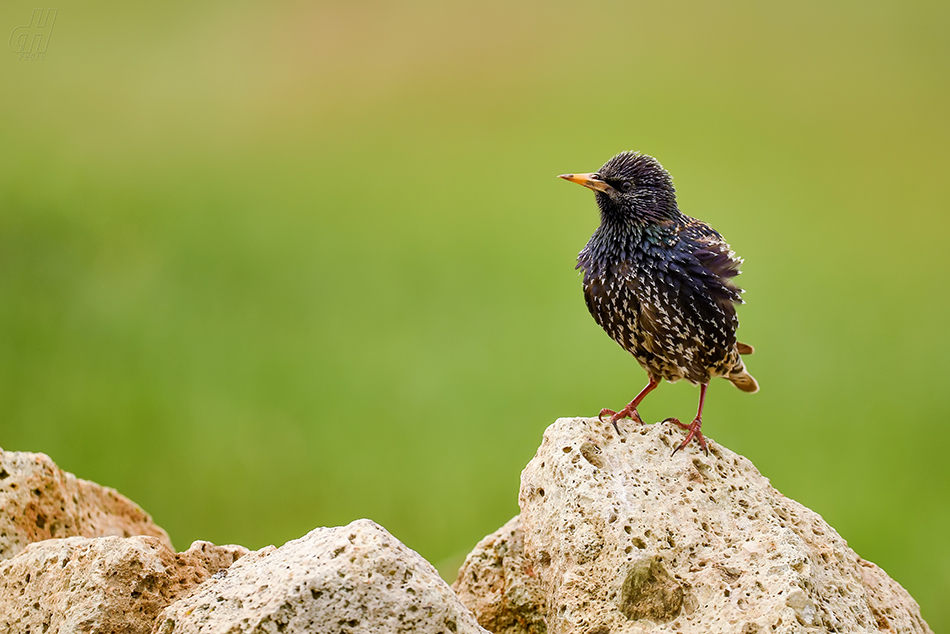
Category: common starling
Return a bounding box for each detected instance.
[559,151,758,455]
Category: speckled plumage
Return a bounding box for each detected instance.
[560,151,757,454]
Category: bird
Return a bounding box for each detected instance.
[559,151,758,455]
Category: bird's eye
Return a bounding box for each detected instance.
[620,181,635,192]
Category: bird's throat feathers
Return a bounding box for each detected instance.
[595,188,680,228]
[576,218,680,281]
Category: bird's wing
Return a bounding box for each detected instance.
[678,219,744,307]
[632,220,743,380]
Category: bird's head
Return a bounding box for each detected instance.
[559,151,679,228]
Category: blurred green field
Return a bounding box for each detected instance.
[2,0,948,629]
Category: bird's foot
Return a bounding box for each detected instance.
[664,417,709,456]
[599,405,645,435]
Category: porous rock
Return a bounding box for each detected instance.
[0,448,172,560]
[154,518,489,634]
[452,516,546,634]
[457,417,932,634]
[0,535,248,634]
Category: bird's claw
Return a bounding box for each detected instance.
[599,406,644,435]
[664,417,709,456]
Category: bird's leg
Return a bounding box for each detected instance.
[599,376,660,434]
[666,383,709,456]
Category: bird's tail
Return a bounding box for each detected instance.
[727,351,759,393]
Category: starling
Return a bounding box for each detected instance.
[559,151,758,455]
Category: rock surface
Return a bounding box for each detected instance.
[452,516,546,634]
[455,417,932,634]
[155,518,489,634]
[0,535,248,634]
[0,448,172,559]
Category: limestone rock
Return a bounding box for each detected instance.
[452,516,546,634]
[0,535,248,634]
[155,518,489,634]
[458,417,932,634]
[0,448,172,559]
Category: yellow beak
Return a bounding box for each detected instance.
[558,172,612,193]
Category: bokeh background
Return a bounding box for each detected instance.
[2,0,948,629]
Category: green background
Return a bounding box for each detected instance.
[2,1,948,629]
